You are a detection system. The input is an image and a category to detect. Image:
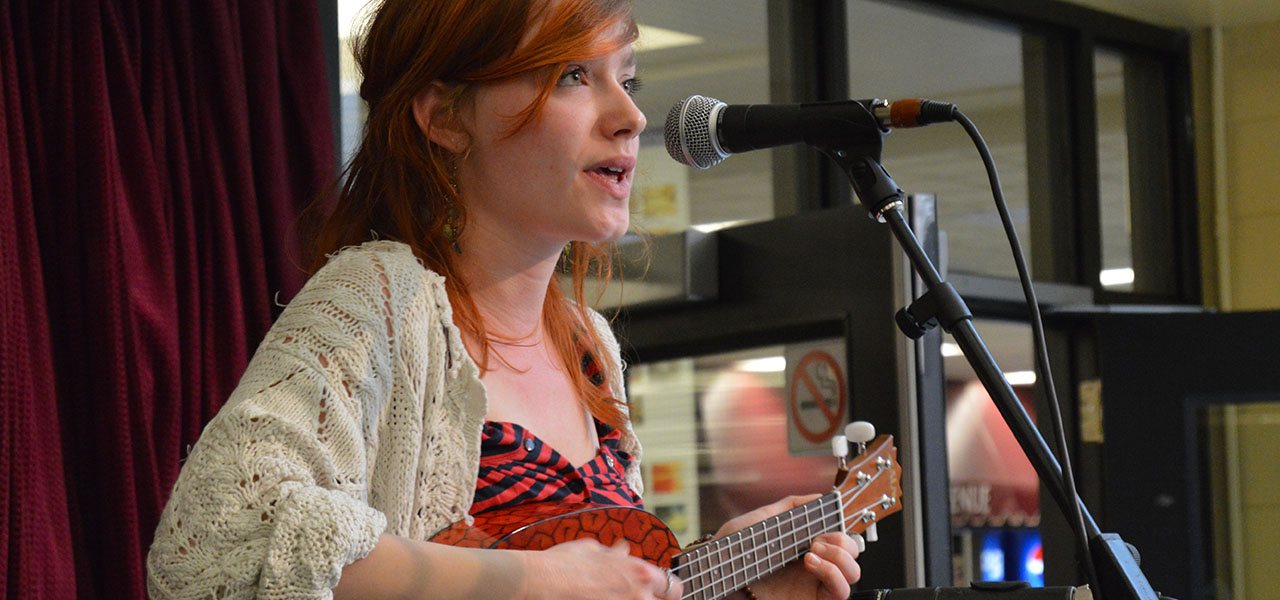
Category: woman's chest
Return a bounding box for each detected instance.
[481,364,599,466]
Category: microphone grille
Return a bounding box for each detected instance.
[663,94,728,169]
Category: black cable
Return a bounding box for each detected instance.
[952,109,1101,597]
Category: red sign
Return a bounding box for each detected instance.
[788,350,847,443]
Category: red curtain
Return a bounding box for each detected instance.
[1,1,335,597]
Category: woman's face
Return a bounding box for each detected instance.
[456,34,646,256]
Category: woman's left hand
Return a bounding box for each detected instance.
[715,494,864,600]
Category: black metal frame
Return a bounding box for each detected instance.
[1087,312,1280,600]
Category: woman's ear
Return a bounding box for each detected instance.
[412,82,468,153]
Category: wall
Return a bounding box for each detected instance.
[1215,19,1280,312]
[1209,18,1280,599]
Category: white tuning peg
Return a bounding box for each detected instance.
[865,523,879,543]
[830,434,849,459]
[844,421,875,444]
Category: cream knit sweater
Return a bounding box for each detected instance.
[146,241,641,599]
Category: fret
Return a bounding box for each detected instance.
[703,540,716,600]
[769,516,779,572]
[715,537,728,599]
[777,512,792,566]
[737,529,747,588]
[804,501,815,552]
[694,544,709,600]
[747,521,757,585]
[674,560,696,600]
[830,493,842,533]
[787,506,802,564]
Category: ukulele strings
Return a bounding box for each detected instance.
[677,466,892,599]
[679,496,840,599]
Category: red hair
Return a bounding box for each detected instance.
[302,0,637,429]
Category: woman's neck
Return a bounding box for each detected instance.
[452,216,562,342]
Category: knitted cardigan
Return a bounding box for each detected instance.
[146,240,641,599]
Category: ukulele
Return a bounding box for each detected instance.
[431,426,902,600]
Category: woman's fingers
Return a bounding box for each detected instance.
[536,538,682,599]
[804,548,853,600]
[653,569,682,599]
[805,533,863,599]
[812,535,862,579]
[611,540,682,600]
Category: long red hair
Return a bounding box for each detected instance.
[303,0,637,428]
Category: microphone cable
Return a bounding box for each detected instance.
[950,107,1101,597]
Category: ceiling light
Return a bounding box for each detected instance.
[735,356,786,373]
[692,220,748,233]
[636,24,704,53]
[1100,268,1135,287]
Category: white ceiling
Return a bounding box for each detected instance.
[1064,0,1280,28]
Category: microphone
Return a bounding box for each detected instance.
[663,95,956,169]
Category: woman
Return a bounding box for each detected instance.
[147,1,863,598]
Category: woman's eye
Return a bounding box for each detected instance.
[557,67,585,86]
[623,77,644,96]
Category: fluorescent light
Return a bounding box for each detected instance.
[691,220,748,233]
[1004,370,1037,386]
[1100,268,1135,287]
[636,24,704,53]
[735,356,786,373]
[941,342,963,357]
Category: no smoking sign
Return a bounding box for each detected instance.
[785,339,849,456]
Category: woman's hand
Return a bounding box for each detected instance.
[716,494,864,600]
[520,538,683,600]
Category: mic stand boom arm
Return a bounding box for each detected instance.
[821,136,1160,600]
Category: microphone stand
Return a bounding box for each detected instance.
[818,134,1161,600]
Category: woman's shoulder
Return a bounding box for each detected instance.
[318,240,440,280]
[306,240,445,296]
[286,240,450,323]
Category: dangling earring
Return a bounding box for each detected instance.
[443,205,462,255]
[444,158,463,255]
[560,242,573,271]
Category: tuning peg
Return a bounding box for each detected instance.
[845,421,875,444]
[845,421,875,456]
[831,434,849,459]
[865,523,878,543]
[831,434,849,474]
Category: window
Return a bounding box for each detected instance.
[631,1,775,235]
[847,0,1031,280]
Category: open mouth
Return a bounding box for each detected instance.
[591,166,627,183]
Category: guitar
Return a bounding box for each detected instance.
[431,432,903,600]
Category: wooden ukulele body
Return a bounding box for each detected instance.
[430,501,682,568]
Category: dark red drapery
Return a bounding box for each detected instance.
[1,1,335,597]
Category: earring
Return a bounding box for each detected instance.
[443,204,462,255]
[443,157,463,255]
[560,242,573,269]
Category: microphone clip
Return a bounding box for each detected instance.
[821,146,905,223]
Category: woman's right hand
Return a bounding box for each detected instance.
[519,538,683,600]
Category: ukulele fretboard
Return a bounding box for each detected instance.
[671,492,844,600]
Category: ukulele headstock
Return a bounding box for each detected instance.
[832,426,903,536]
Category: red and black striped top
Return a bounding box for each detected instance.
[470,351,642,515]
[470,419,641,515]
